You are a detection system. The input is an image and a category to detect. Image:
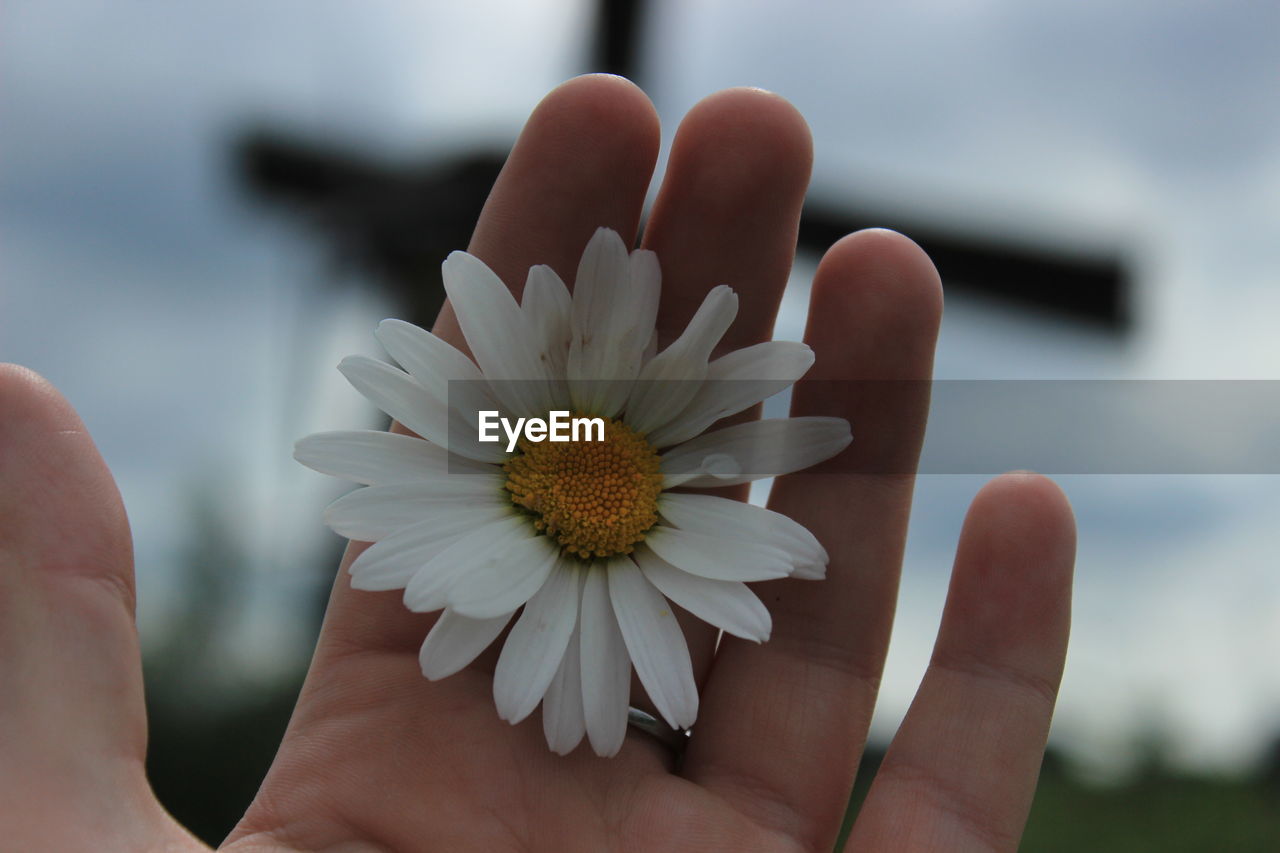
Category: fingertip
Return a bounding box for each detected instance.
[553,72,655,106]
[800,229,942,390]
[459,73,660,309]
[967,471,1077,565]
[0,363,79,434]
[811,228,943,330]
[0,364,132,591]
[0,366,104,496]
[687,86,813,150]
[948,472,1076,656]
[668,86,813,197]
[529,73,661,170]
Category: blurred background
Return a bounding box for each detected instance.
[3,0,1278,848]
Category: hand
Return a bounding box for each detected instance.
[0,75,1075,852]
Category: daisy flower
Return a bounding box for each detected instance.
[295,227,851,757]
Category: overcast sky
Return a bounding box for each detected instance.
[2,0,1278,773]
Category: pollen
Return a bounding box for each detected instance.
[503,415,662,559]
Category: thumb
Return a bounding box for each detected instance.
[0,365,205,851]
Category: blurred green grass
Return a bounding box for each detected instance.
[1021,759,1280,852]
[836,746,1280,852]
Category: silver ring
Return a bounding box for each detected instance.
[627,707,689,756]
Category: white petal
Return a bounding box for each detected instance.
[345,514,498,592]
[398,515,529,611]
[375,318,484,400]
[522,264,573,380]
[294,429,494,485]
[608,558,699,730]
[640,327,659,365]
[542,586,586,755]
[660,416,852,488]
[633,547,771,642]
[659,452,742,489]
[626,285,738,435]
[791,561,827,581]
[579,563,631,757]
[442,251,554,417]
[646,341,815,448]
[418,608,514,680]
[628,248,662,363]
[439,251,525,375]
[657,492,827,569]
[338,355,449,446]
[643,525,792,582]
[337,355,507,464]
[324,484,508,542]
[567,228,652,417]
[493,565,581,724]
[375,319,504,441]
[569,229,630,375]
[447,535,562,619]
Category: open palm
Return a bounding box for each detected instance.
[1,76,1075,853]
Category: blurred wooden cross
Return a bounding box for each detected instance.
[236,0,1128,332]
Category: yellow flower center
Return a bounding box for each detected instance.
[503,415,662,559]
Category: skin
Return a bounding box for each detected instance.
[0,75,1075,852]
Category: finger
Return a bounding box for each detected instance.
[847,473,1075,852]
[432,73,660,345]
[0,365,201,850]
[0,365,141,755]
[315,74,660,660]
[643,87,811,348]
[682,230,943,852]
[638,87,812,689]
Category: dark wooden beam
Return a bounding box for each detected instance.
[235,1,1129,333]
[235,130,503,325]
[591,0,645,79]
[799,203,1129,330]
